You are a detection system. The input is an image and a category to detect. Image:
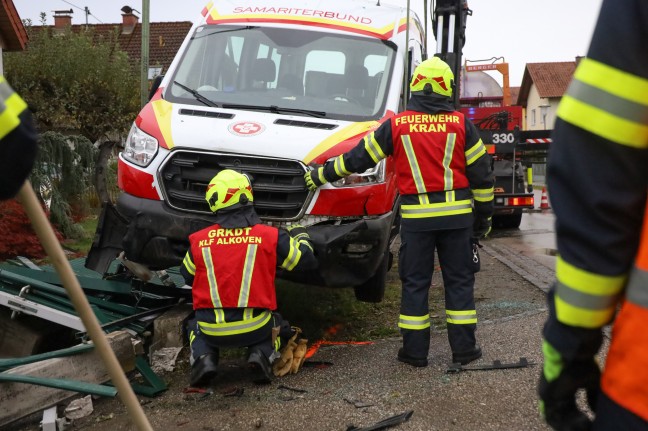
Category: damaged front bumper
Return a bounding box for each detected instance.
[86,193,397,288]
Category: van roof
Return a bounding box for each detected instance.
[198,0,419,40]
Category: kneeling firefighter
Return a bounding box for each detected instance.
[180,169,318,386]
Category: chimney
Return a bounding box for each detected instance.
[53,9,73,28]
[121,12,139,35]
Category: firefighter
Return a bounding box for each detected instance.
[538,0,648,429]
[180,169,318,387]
[304,57,494,367]
[0,76,38,200]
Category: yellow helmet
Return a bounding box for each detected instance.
[410,57,454,97]
[205,169,253,212]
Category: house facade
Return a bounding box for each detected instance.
[517,60,579,131]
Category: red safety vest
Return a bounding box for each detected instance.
[601,201,648,420]
[390,110,468,195]
[188,223,279,311]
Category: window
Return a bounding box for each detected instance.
[531,109,536,127]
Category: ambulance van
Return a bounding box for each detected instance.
[87,0,426,302]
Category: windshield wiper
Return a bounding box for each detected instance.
[221,103,326,118]
[173,81,219,108]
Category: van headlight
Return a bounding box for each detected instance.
[122,124,158,167]
[331,159,385,187]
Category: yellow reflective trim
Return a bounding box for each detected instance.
[401,199,473,218]
[558,95,648,149]
[281,237,303,271]
[183,252,196,275]
[576,57,648,107]
[202,247,222,308]
[363,135,380,164]
[214,308,225,324]
[369,132,387,160]
[333,155,351,177]
[446,309,477,324]
[554,295,615,328]
[0,92,27,140]
[418,194,430,205]
[398,313,431,330]
[189,331,195,344]
[556,256,626,296]
[465,139,486,165]
[401,135,427,194]
[442,133,456,190]
[472,187,494,202]
[237,245,257,307]
[198,310,272,336]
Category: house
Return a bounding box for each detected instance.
[0,1,28,74]
[39,8,192,79]
[517,60,579,130]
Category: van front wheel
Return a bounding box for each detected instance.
[353,250,392,303]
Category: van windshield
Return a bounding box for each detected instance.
[167,25,396,121]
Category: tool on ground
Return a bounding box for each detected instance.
[446,357,533,373]
[346,410,414,431]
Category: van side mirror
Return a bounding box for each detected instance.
[148,75,164,101]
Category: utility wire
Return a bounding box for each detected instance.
[60,0,104,23]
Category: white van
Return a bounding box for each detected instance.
[88,0,426,302]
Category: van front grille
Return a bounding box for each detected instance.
[159,150,310,220]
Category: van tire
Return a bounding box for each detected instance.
[494,212,522,229]
[353,250,392,303]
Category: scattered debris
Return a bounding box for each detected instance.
[222,387,245,397]
[151,347,183,373]
[346,410,414,431]
[446,357,534,374]
[344,398,374,409]
[277,384,307,393]
[65,395,94,420]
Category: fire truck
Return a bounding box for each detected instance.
[434,0,551,228]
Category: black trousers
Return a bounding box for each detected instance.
[188,309,293,363]
[399,226,477,359]
[593,391,648,431]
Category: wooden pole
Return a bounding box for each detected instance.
[16,181,153,431]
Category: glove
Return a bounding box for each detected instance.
[304,167,328,191]
[473,216,492,240]
[286,224,309,240]
[273,338,297,377]
[538,341,600,431]
[290,338,308,374]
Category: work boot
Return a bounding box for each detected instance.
[397,348,428,367]
[452,346,482,365]
[190,353,218,387]
[248,349,274,384]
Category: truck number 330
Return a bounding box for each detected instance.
[491,133,515,144]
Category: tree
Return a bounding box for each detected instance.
[2,22,141,243]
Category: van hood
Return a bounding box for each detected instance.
[137,97,381,165]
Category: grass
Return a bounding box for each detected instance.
[62,214,98,256]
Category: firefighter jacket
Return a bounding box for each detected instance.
[181,215,317,312]
[320,95,494,231]
[542,0,648,421]
[0,76,38,200]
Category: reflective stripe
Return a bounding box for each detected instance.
[558,58,648,149]
[281,237,303,271]
[0,77,27,140]
[333,155,351,177]
[183,252,196,276]
[237,245,257,307]
[189,330,195,345]
[198,309,272,336]
[418,193,430,205]
[442,133,456,190]
[401,199,472,219]
[317,167,327,183]
[398,314,430,330]
[626,267,648,307]
[446,309,477,324]
[445,190,455,202]
[214,308,225,324]
[202,247,223,309]
[465,139,486,165]
[364,132,386,164]
[472,187,494,202]
[554,256,626,327]
[401,135,427,195]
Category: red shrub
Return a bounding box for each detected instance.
[0,199,63,260]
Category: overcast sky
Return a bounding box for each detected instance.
[13,0,603,87]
